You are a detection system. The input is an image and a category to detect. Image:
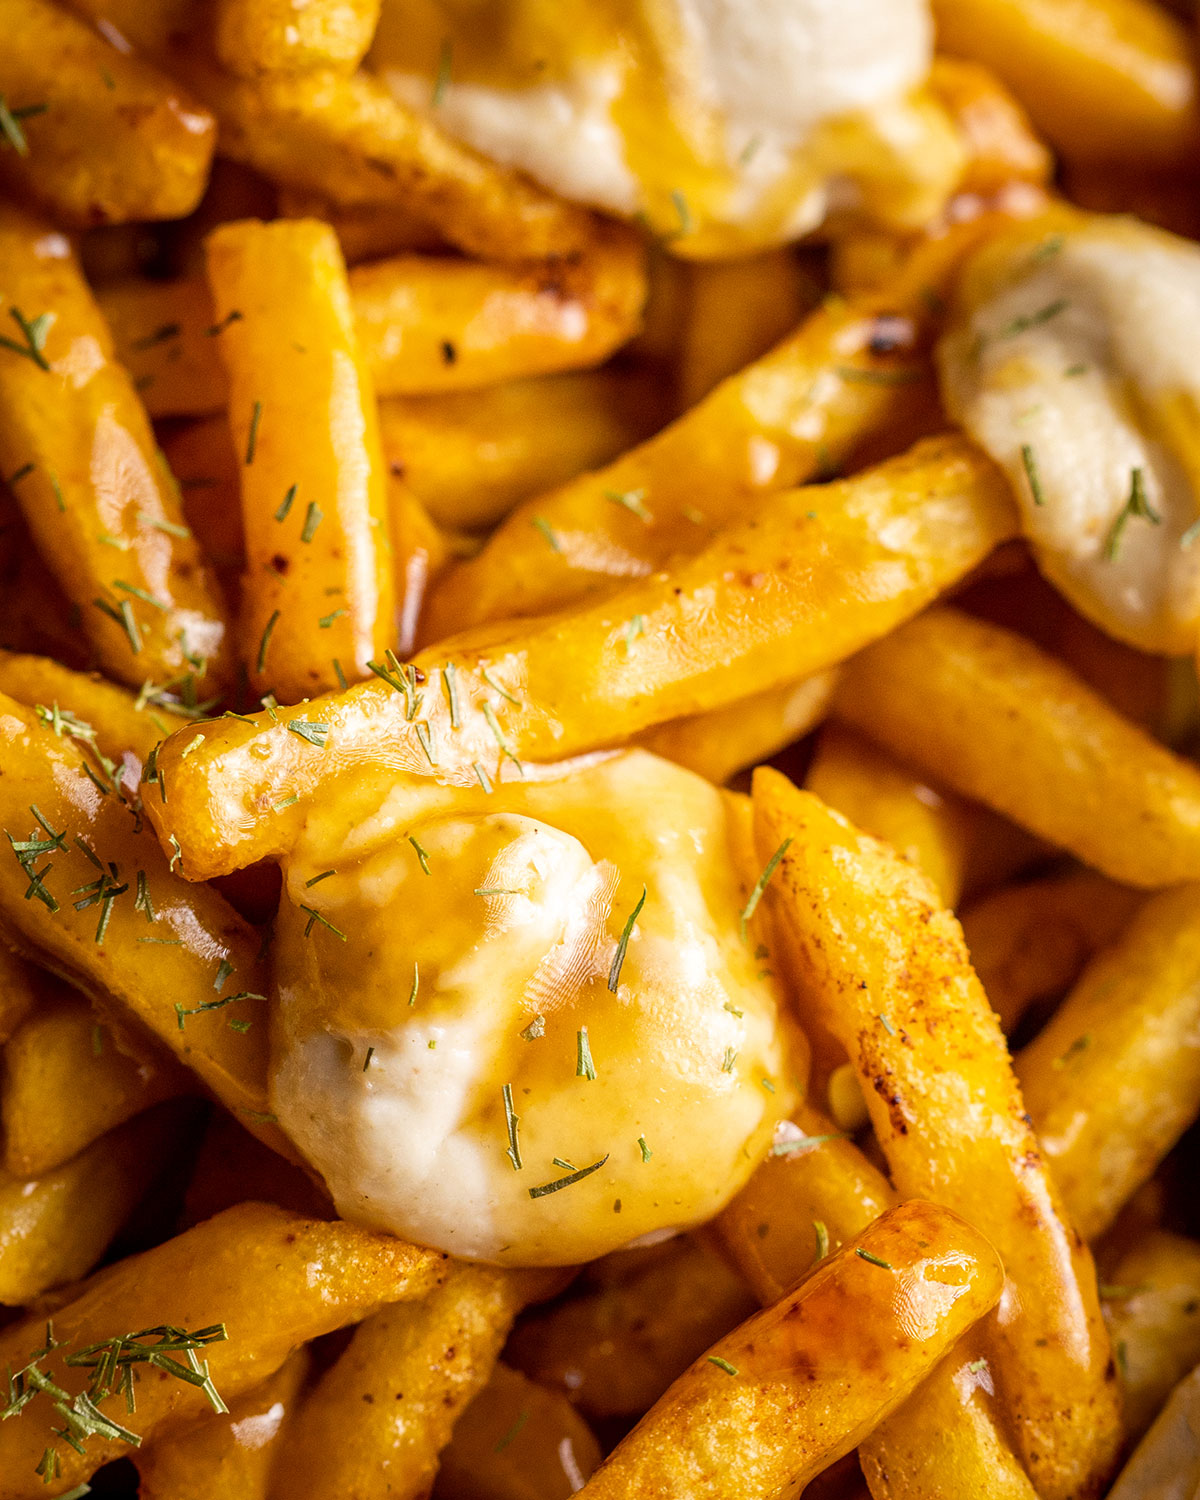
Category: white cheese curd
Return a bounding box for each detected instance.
[368,0,961,254]
[271,751,796,1265]
[939,211,1200,654]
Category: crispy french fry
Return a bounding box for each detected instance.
[0,1104,181,1307]
[962,870,1143,1031]
[216,0,381,75]
[0,0,216,227]
[137,1347,310,1500]
[1017,883,1200,1241]
[97,278,229,419]
[506,1236,757,1420]
[1103,1231,1200,1443]
[0,946,38,1048]
[147,433,1017,880]
[0,691,281,1152]
[379,370,667,531]
[0,204,232,690]
[752,769,1121,1500]
[2,987,189,1178]
[927,56,1053,195]
[0,1202,445,1497]
[835,605,1200,888]
[637,672,838,786]
[205,217,394,699]
[574,1201,1004,1500]
[434,1362,602,1500]
[269,1265,536,1500]
[806,723,975,907]
[930,0,1200,168]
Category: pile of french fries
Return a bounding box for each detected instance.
[0,0,1199,1496]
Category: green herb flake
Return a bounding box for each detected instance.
[256,609,280,675]
[1019,444,1045,507]
[721,1046,737,1074]
[407,835,431,875]
[432,38,453,106]
[528,1154,609,1199]
[287,719,329,748]
[1104,466,1161,561]
[707,1356,738,1377]
[301,905,347,941]
[608,885,647,993]
[521,1013,545,1041]
[605,487,651,522]
[493,1408,528,1455]
[244,401,263,465]
[637,1135,652,1163]
[502,1082,522,1170]
[275,483,297,522]
[813,1220,829,1260]
[740,838,791,941]
[576,1026,596,1081]
[770,1132,846,1157]
[407,961,419,1007]
[300,501,324,543]
[0,306,54,369]
[531,516,561,553]
[0,97,48,156]
[856,1248,894,1270]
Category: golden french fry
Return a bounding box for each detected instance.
[1103,1231,1200,1443]
[752,769,1120,1500]
[927,56,1053,195]
[0,1104,181,1307]
[2,987,189,1178]
[637,672,838,787]
[574,1200,1004,1500]
[506,1236,757,1420]
[378,370,666,532]
[137,1347,310,1500]
[1017,883,1200,1241]
[434,1362,602,1500]
[0,203,232,691]
[835,605,1200,888]
[962,870,1143,1031]
[269,1265,536,1500]
[0,0,216,227]
[930,0,1200,168]
[147,433,1017,880]
[216,0,381,75]
[96,278,229,419]
[159,416,245,603]
[205,217,394,700]
[0,1201,444,1497]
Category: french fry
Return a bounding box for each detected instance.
[0,204,232,691]
[146,433,1017,880]
[0,946,38,1049]
[269,1265,537,1500]
[1103,1231,1200,1443]
[752,769,1121,1500]
[1106,1363,1200,1500]
[159,416,245,603]
[0,1104,181,1307]
[506,1236,757,1420]
[215,0,382,75]
[389,478,449,655]
[205,217,394,700]
[0,691,281,1152]
[96,278,229,419]
[2,987,189,1179]
[434,1362,602,1500]
[378,370,667,531]
[0,1201,445,1497]
[961,870,1143,1031]
[1016,883,1200,1241]
[574,1201,1004,1500]
[930,0,1200,168]
[63,0,199,60]
[834,605,1200,888]
[637,672,838,787]
[136,1347,310,1500]
[0,0,216,227]
[926,56,1053,195]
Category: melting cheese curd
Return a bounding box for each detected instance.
[939,210,1200,655]
[368,0,964,256]
[270,750,796,1265]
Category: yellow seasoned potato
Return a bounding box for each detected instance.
[216,0,382,75]
[1103,1231,1200,1443]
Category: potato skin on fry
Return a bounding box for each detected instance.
[575,1200,1004,1500]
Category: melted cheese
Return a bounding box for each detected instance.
[368,0,962,255]
[271,750,796,1265]
[938,210,1200,654]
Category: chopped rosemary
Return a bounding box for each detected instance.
[576,1026,596,1081]
[1020,443,1045,507]
[274,484,297,522]
[0,306,54,369]
[93,597,141,655]
[407,835,431,875]
[256,610,280,675]
[637,1135,652,1163]
[301,905,347,940]
[244,400,262,464]
[1182,518,1200,550]
[175,992,265,1028]
[623,614,644,654]
[605,487,651,522]
[740,838,791,941]
[443,663,461,729]
[363,1046,375,1071]
[213,958,233,993]
[856,1248,894,1270]
[502,1083,522,1170]
[114,580,166,612]
[671,190,692,236]
[300,501,323,543]
[528,1154,609,1199]
[707,1356,738,1376]
[531,516,561,553]
[318,607,346,629]
[521,1014,545,1041]
[432,38,453,106]
[407,961,419,1007]
[721,1046,737,1073]
[0,97,48,156]
[205,309,243,336]
[878,1013,896,1036]
[996,297,1068,341]
[305,870,335,888]
[608,885,646,992]
[770,1132,845,1157]
[481,667,519,706]
[813,1220,829,1260]
[287,720,329,748]
[1104,467,1160,561]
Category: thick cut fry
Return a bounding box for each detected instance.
[0,1202,444,1497]
[1017,883,1200,1241]
[0,204,231,690]
[506,1236,757,1420]
[835,605,1200,888]
[378,370,666,531]
[930,0,1200,167]
[216,0,381,74]
[752,770,1120,1500]
[137,1348,310,1500]
[159,417,245,602]
[574,1201,1004,1500]
[2,988,188,1178]
[0,0,215,227]
[147,434,1017,879]
[806,723,974,908]
[1103,1231,1200,1443]
[97,278,229,419]
[269,1265,533,1500]
[638,672,838,786]
[434,1362,602,1500]
[962,870,1143,1031]
[0,692,280,1152]
[205,218,394,699]
[0,1105,180,1306]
